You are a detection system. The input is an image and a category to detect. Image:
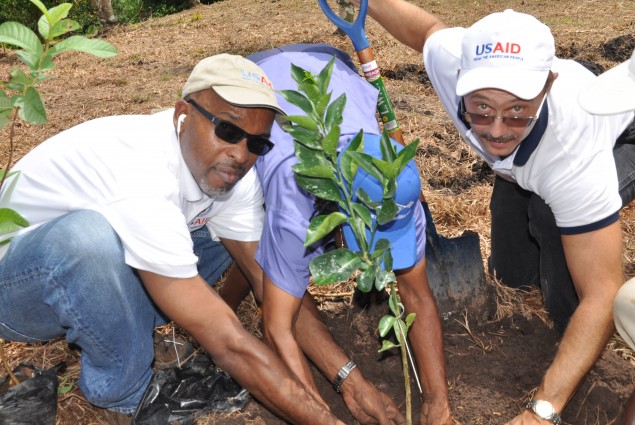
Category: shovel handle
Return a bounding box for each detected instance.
[356,48,404,145]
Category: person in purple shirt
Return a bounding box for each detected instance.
[221,44,452,425]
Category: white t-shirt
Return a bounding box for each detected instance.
[0,109,264,277]
[423,27,635,233]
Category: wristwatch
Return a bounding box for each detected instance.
[332,360,357,393]
[526,399,562,424]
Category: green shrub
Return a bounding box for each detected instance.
[0,0,100,34]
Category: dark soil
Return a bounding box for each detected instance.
[207,296,633,425]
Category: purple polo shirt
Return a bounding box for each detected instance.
[254,48,425,298]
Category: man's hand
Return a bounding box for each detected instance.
[340,370,406,425]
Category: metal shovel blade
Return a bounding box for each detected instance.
[422,202,494,321]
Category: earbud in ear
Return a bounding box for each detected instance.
[177,114,186,133]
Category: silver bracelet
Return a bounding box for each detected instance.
[333,360,357,393]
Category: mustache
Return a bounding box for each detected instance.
[478,132,517,143]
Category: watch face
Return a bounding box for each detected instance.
[535,400,555,418]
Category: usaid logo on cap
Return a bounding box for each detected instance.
[240,69,274,89]
[473,41,524,62]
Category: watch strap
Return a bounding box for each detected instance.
[333,360,357,393]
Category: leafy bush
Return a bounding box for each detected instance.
[0,0,100,34]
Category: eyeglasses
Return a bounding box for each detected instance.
[461,94,547,128]
[186,99,274,156]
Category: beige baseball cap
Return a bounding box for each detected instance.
[182,53,285,115]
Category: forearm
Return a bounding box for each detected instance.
[141,272,342,425]
[365,0,446,52]
[535,296,615,411]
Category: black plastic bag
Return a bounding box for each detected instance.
[0,363,65,425]
[132,355,249,425]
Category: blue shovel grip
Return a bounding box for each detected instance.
[318,0,370,51]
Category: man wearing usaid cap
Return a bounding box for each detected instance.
[579,48,635,425]
[0,53,349,424]
[357,0,635,423]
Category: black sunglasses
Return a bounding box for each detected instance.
[186,99,274,156]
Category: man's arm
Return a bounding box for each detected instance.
[506,220,624,424]
[225,239,406,424]
[138,270,345,425]
[395,258,453,425]
[357,0,447,52]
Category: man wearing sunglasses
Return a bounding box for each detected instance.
[0,53,348,425]
[352,1,635,424]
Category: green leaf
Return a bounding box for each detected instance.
[284,115,318,131]
[394,138,420,172]
[29,0,50,16]
[9,68,34,88]
[309,248,362,285]
[58,384,74,395]
[351,202,371,228]
[15,50,41,69]
[278,89,313,116]
[338,150,357,184]
[388,291,402,316]
[378,339,399,353]
[47,19,80,40]
[377,198,397,225]
[379,130,396,162]
[356,266,375,292]
[0,22,43,55]
[295,175,343,204]
[294,142,329,168]
[19,86,47,125]
[356,188,379,210]
[290,63,319,100]
[383,246,393,271]
[292,162,335,179]
[283,124,322,150]
[348,151,384,183]
[315,92,332,118]
[304,212,347,246]
[317,56,335,96]
[0,208,29,234]
[47,3,73,27]
[49,35,117,59]
[348,214,368,253]
[322,125,340,158]
[405,312,416,330]
[378,315,396,337]
[325,93,345,131]
[375,269,395,292]
[393,320,407,344]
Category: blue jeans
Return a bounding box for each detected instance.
[0,210,232,413]
[488,122,635,333]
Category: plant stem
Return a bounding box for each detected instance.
[401,339,412,425]
[0,108,18,193]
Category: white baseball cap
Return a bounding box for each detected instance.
[456,9,555,100]
[578,48,635,115]
[182,53,285,115]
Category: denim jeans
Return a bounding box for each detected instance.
[0,210,232,413]
[489,122,635,333]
